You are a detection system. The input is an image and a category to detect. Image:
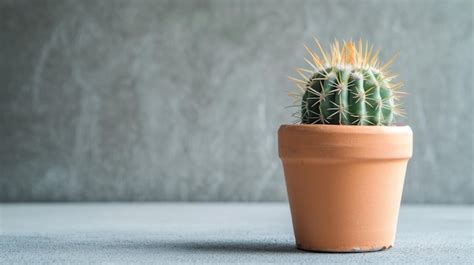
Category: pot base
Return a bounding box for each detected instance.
[296,243,392,253]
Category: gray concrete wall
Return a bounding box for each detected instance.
[0,0,472,203]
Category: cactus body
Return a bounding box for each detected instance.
[290,39,404,126]
[302,67,393,125]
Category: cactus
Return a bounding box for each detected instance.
[289,39,405,125]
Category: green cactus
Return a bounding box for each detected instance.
[289,39,405,125]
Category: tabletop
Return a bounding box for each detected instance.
[1,203,472,264]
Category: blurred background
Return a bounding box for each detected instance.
[0,0,472,203]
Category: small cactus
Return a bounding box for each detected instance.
[289,39,405,125]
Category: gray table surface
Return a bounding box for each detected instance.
[0,203,473,264]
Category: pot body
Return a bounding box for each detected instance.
[278,124,412,252]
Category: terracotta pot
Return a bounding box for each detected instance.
[278,124,413,252]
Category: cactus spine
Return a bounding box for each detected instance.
[289,39,405,125]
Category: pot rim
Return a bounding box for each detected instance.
[279,124,412,135]
[278,124,413,160]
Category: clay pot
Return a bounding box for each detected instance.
[278,124,413,252]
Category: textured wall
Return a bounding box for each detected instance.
[0,0,472,203]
